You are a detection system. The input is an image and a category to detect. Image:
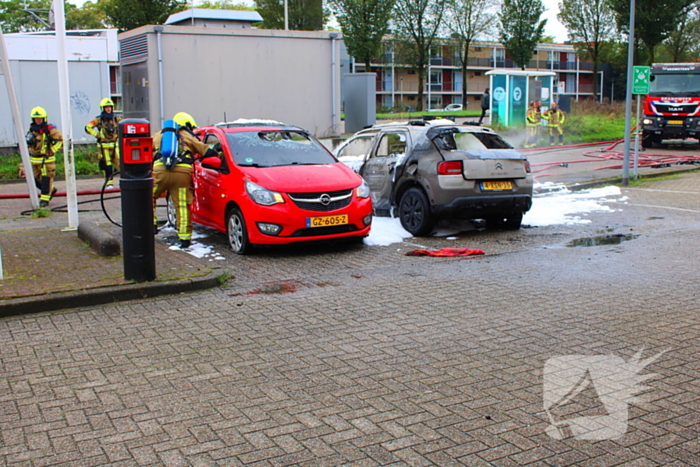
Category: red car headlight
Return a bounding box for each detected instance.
[245,180,285,206]
[356,179,371,198]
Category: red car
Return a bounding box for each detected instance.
[168,120,373,254]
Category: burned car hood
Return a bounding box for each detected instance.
[243,163,361,192]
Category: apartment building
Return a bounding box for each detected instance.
[353,39,603,111]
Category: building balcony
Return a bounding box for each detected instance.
[377,82,490,94]
[368,57,597,75]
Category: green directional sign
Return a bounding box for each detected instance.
[632,66,651,94]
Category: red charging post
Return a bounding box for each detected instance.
[119,119,156,282]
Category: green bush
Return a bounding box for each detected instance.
[566,100,626,143]
[0,144,102,180]
[491,100,627,144]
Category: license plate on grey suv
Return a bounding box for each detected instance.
[481,181,513,191]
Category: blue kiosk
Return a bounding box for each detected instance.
[485,70,556,127]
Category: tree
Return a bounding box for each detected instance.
[558,0,615,99]
[445,0,498,109]
[254,0,328,30]
[498,0,545,70]
[658,4,700,62]
[66,1,109,30]
[196,0,257,8]
[393,0,448,111]
[0,0,54,33]
[103,0,186,32]
[608,0,696,65]
[329,0,395,71]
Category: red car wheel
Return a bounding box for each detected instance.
[226,207,253,255]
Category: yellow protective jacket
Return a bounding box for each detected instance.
[85,115,122,144]
[526,108,541,127]
[543,108,565,127]
[152,128,209,168]
[27,124,63,164]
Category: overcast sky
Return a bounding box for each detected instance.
[542,0,569,43]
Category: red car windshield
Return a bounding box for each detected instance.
[226,130,336,167]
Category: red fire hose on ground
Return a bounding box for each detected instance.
[0,187,118,200]
[8,174,125,225]
[524,132,700,180]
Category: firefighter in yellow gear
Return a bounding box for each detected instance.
[542,101,566,146]
[85,98,122,188]
[26,107,63,207]
[525,101,541,148]
[152,112,216,249]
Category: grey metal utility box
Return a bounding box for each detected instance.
[343,73,376,134]
[119,26,342,137]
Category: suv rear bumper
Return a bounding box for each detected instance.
[432,194,532,218]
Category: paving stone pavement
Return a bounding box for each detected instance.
[0,171,699,466]
[0,177,219,312]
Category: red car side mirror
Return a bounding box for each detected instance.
[201,156,222,169]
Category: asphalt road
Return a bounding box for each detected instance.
[1,168,698,465]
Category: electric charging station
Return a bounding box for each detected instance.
[486,70,556,127]
[118,119,156,282]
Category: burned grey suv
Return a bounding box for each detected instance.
[334,119,533,236]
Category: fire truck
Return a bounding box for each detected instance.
[641,63,700,148]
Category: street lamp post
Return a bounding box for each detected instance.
[622,0,636,186]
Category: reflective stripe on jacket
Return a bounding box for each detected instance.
[526,109,541,127]
[28,125,63,162]
[543,109,565,127]
[85,115,122,143]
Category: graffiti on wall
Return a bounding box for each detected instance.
[71,91,90,115]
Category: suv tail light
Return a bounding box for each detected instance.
[437,160,463,175]
[524,159,532,174]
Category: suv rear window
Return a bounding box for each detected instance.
[434,131,514,150]
[227,130,336,167]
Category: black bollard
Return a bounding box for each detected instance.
[118,119,156,282]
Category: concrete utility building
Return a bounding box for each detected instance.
[0,29,119,146]
[164,8,263,28]
[119,21,342,137]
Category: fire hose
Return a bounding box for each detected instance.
[16,174,123,224]
[524,127,700,180]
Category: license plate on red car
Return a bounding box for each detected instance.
[307,214,349,228]
[481,181,513,191]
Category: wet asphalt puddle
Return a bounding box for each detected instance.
[566,233,639,247]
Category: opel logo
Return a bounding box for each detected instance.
[320,194,331,205]
[495,162,503,170]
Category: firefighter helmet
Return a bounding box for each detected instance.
[173,112,197,130]
[100,98,115,111]
[30,106,47,120]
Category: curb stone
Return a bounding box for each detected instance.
[0,267,225,318]
[78,221,121,256]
